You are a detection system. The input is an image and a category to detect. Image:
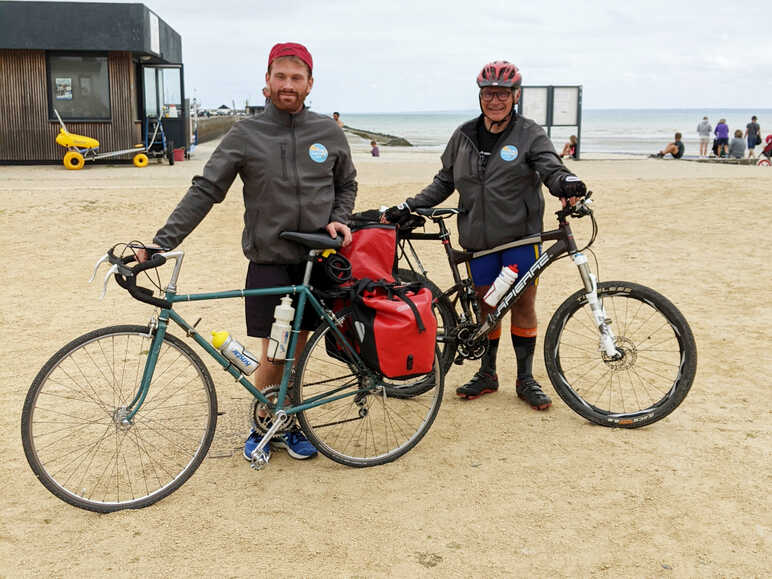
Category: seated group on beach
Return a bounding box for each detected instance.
[651,114,764,161]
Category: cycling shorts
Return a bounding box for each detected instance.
[468,243,542,288]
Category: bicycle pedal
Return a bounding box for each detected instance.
[453,355,464,365]
[249,450,270,470]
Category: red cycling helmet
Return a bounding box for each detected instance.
[477,61,522,89]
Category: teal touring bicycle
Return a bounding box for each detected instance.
[21,232,444,512]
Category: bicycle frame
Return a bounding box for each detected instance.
[400,201,619,359]
[122,252,370,423]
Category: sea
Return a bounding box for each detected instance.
[341,108,771,157]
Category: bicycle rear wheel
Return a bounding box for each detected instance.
[396,268,458,375]
[544,282,697,428]
[293,311,443,467]
[21,325,217,512]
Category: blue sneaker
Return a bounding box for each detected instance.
[243,429,271,462]
[272,429,318,460]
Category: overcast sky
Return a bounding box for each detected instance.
[53,0,772,112]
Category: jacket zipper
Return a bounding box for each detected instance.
[461,130,491,249]
[290,115,301,231]
[280,143,288,179]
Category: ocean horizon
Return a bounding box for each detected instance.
[339,108,771,157]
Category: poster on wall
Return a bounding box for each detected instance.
[520,87,548,126]
[552,87,579,126]
[55,77,73,100]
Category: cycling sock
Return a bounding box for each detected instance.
[512,334,536,379]
[481,337,499,374]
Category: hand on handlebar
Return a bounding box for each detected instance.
[131,243,164,263]
[381,202,412,225]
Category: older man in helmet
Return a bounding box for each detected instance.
[385,60,587,410]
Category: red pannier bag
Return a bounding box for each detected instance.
[350,279,437,379]
[338,222,397,283]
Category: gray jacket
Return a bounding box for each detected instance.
[153,103,358,264]
[407,114,573,251]
[697,120,712,137]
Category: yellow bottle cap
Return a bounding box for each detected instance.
[211,331,229,349]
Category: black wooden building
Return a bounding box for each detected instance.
[0,1,187,163]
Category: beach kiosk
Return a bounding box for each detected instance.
[0,1,187,164]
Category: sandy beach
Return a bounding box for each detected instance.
[1,138,770,577]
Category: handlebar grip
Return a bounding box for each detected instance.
[110,249,171,309]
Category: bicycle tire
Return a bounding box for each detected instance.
[544,281,697,428]
[293,311,443,467]
[21,325,217,512]
[396,268,458,375]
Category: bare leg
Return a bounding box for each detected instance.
[254,332,309,406]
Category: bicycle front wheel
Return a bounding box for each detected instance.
[544,282,697,428]
[293,311,444,467]
[21,325,217,512]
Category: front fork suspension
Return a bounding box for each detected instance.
[572,252,620,359]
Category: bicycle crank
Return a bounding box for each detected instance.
[454,323,488,361]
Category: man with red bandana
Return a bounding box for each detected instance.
[140,42,358,460]
[385,61,586,410]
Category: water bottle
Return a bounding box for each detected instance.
[483,264,519,307]
[211,331,260,375]
[268,295,295,361]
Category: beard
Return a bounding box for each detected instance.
[270,88,308,113]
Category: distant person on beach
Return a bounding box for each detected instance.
[745,115,761,158]
[370,140,380,157]
[384,60,586,411]
[729,129,746,159]
[651,132,684,159]
[561,135,578,159]
[136,42,358,464]
[332,111,344,128]
[714,119,730,157]
[697,116,712,157]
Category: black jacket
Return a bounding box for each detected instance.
[407,114,572,251]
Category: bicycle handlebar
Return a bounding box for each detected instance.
[105,247,173,309]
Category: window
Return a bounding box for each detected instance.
[48,54,111,120]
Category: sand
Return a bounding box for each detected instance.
[1,138,770,577]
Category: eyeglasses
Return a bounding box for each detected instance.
[480,90,513,102]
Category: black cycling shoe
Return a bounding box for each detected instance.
[456,371,499,400]
[516,377,552,410]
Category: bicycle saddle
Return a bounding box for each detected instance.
[415,207,460,219]
[280,231,344,250]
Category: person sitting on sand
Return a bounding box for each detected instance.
[561,135,577,159]
[370,140,380,157]
[728,129,746,159]
[651,132,684,159]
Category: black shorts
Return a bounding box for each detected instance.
[245,262,329,337]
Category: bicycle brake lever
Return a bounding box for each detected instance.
[100,264,119,299]
[89,253,110,283]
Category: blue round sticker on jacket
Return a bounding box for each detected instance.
[309,143,328,163]
[500,145,519,161]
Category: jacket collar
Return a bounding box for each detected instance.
[460,112,518,149]
[262,101,309,127]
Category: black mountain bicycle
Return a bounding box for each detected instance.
[395,194,697,428]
